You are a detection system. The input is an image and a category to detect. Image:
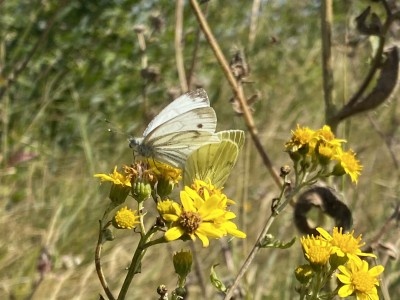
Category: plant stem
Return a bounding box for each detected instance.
[320,0,335,123]
[175,0,188,92]
[95,220,116,300]
[189,0,282,188]
[117,227,160,299]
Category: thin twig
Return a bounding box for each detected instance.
[320,0,335,125]
[249,0,262,47]
[187,3,209,88]
[189,0,282,188]
[175,0,188,92]
[95,221,116,300]
[190,242,208,298]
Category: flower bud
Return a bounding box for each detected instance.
[132,180,152,203]
[109,183,130,205]
[173,249,192,280]
[294,264,314,284]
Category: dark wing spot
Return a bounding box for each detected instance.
[197,123,203,129]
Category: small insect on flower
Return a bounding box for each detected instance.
[129,89,219,168]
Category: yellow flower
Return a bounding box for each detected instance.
[158,185,246,247]
[315,125,346,147]
[113,207,140,229]
[317,227,376,261]
[337,255,384,300]
[94,166,132,187]
[333,149,363,183]
[191,178,235,205]
[94,166,132,204]
[285,125,315,153]
[301,234,333,266]
[149,160,182,184]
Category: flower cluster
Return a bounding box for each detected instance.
[157,179,246,247]
[297,227,384,300]
[95,162,245,248]
[94,161,182,229]
[285,125,362,183]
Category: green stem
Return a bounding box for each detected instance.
[117,226,161,299]
[138,201,146,236]
[310,269,322,300]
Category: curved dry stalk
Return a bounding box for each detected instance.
[175,0,188,93]
[189,0,281,188]
[95,221,116,300]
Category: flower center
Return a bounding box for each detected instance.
[352,271,375,293]
[179,211,202,234]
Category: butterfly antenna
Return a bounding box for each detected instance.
[104,119,130,138]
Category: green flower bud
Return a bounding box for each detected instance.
[329,252,348,270]
[157,178,175,199]
[173,249,192,280]
[294,264,314,284]
[331,162,346,177]
[132,180,152,203]
[109,183,130,205]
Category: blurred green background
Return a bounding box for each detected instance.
[1,1,399,299]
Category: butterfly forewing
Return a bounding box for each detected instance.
[144,107,217,142]
[148,131,219,168]
[143,89,211,137]
[130,88,218,169]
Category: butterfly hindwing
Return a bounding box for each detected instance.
[183,130,245,188]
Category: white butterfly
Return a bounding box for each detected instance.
[129,89,218,168]
[183,130,245,188]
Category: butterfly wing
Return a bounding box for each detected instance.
[134,89,218,168]
[183,130,245,188]
[144,107,217,141]
[217,130,245,150]
[143,89,212,137]
[144,130,219,168]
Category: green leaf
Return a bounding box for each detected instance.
[210,264,227,293]
[259,234,296,249]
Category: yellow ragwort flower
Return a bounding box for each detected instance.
[315,125,346,147]
[317,227,376,261]
[301,234,333,266]
[285,124,315,153]
[113,207,140,229]
[333,149,363,183]
[337,255,384,300]
[157,183,246,247]
[149,160,182,184]
[94,166,132,187]
[191,178,235,205]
